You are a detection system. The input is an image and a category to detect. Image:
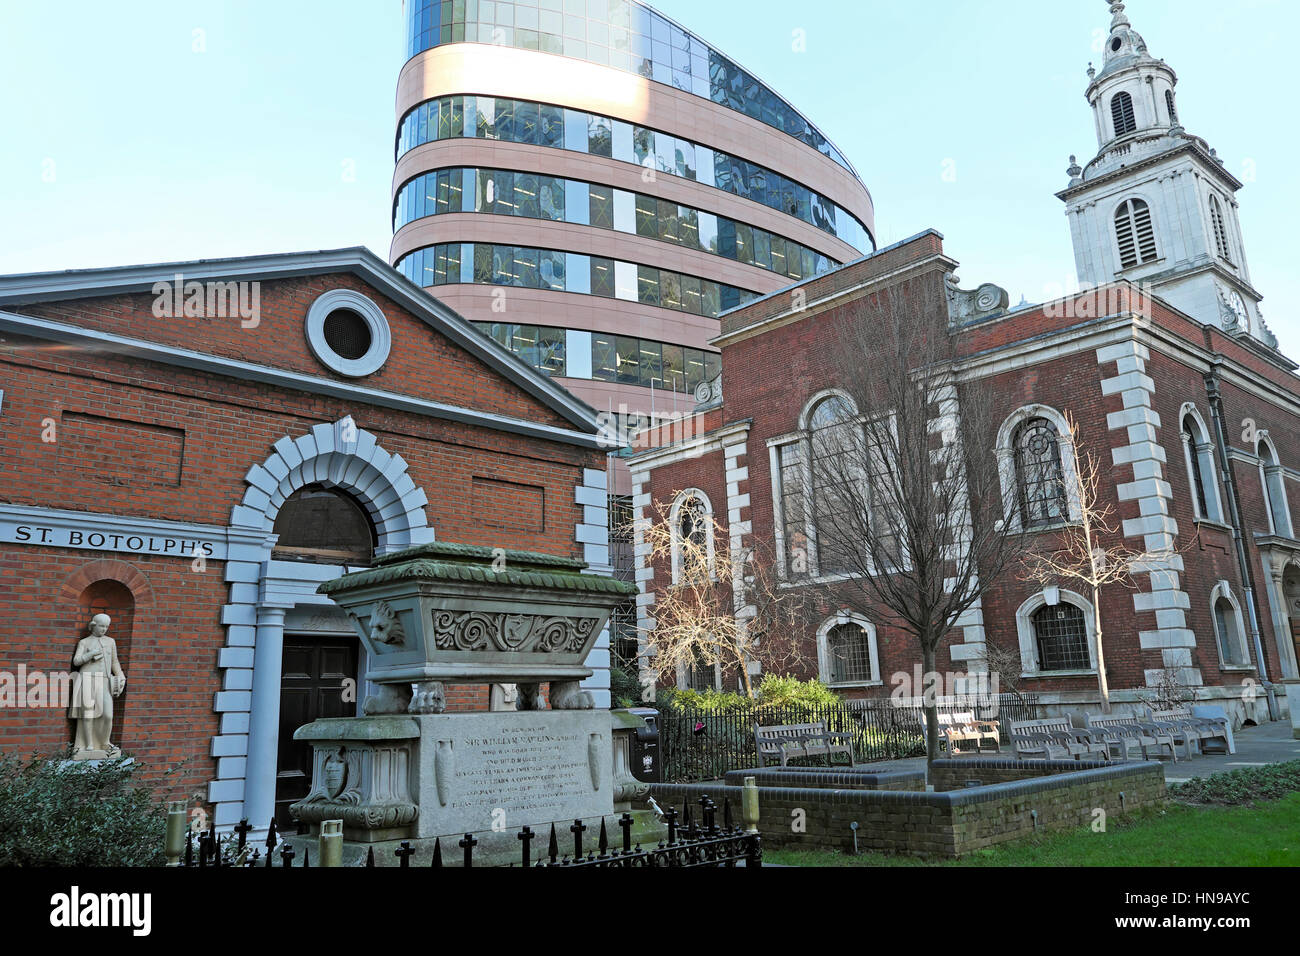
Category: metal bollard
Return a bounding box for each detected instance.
[164,801,187,866]
[741,775,760,834]
[319,819,344,868]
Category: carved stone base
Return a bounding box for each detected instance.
[549,680,595,710]
[292,711,615,844]
[290,717,420,843]
[409,681,446,714]
[362,683,412,716]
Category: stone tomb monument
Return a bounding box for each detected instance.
[290,543,649,865]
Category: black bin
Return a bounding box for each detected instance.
[627,707,661,783]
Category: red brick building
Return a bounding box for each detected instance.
[0,248,615,829]
[627,5,1300,731]
[628,229,1299,728]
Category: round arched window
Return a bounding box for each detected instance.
[273,485,377,565]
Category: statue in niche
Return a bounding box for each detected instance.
[68,613,127,759]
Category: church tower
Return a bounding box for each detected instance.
[1058,1,1277,348]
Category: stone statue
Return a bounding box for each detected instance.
[67,613,126,759]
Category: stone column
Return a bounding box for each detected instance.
[242,605,287,830]
[1262,555,1300,681]
[1285,679,1300,739]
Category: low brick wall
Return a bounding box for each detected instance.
[722,767,926,792]
[650,761,1165,858]
[930,758,1111,792]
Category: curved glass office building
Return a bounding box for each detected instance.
[392,0,876,483]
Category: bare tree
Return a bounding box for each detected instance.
[801,276,1027,767]
[972,639,1030,707]
[638,496,816,698]
[1020,410,1179,713]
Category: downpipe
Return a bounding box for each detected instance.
[1205,371,1279,720]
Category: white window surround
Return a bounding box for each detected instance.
[669,488,715,585]
[995,404,1083,531]
[770,390,892,582]
[1209,580,1252,670]
[1179,403,1226,524]
[1015,589,1099,678]
[1208,192,1233,264]
[304,289,393,378]
[1257,433,1294,539]
[798,388,859,430]
[1110,194,1164,274]
[816,611,882,688]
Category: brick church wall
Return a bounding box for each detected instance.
[0,270,607,801]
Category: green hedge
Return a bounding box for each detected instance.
[657,676,841,715]
[0,752,167,867]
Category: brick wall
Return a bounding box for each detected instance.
[0,268,607,799]
[635,229,1300,710]
[652,760,1166,858]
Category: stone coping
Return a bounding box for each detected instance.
[659,761,1163,807]
[318,541,636,596]
[374,542,588,570]
[931,757,1113,773]
[293,716,421,741]
[723,767,925,789]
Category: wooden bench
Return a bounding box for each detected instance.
[938,712,1001,754]
[1010,717,1110,761]
[1151,708,1234,755]
[755,722,855,768]
[1086,714,1180,762]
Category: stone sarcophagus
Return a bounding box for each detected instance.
[291,543,652,862]
[316,543,635,714]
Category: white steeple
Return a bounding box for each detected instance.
[1058,1,1278,350]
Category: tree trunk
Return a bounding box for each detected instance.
[1093,587,1112,714]
[737,652,753,699]
[922,643,940,771]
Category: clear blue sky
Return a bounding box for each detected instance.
[1,0,1296,354]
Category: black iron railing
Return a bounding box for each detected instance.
[657,694,1042,782]
[176,799,760,868]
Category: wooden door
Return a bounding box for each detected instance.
[274,635,359,831]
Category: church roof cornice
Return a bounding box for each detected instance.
[0,247,607,439]
[1056,139,1243,203]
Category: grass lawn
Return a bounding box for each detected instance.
[764,793,1300,867]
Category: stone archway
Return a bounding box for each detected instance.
[208,417,435,829]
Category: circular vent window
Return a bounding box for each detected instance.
[323,309,373,360]
[305,290,391,377]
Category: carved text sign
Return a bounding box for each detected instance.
[1,515,221,560]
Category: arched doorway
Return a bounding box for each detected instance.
[269,485,373,829]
